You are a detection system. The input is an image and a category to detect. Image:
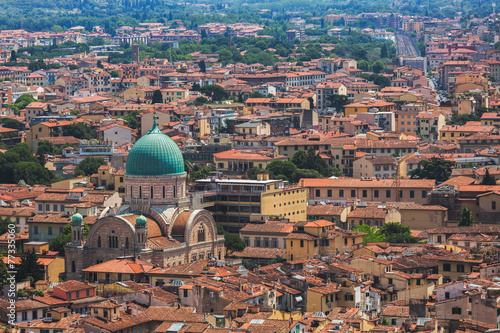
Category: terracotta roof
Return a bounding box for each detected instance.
[307,204,346,216]
[54,280,94,292]
[82,258,154,274]
[239,220,294,234]
[300,178,435,188]
[232,247,285,259]
[381,305,410,317]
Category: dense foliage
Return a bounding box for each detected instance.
[49,222,90,256]
[74,157,106,176]
[409,157,455,183]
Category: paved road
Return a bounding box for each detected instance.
[396,34,418,57]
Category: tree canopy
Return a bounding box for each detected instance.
[66,123,96,140]
[49,222,89,256]
[480,169,497,185]
[74,157,106,176]
[409,157,455,183]
[458,207,474,227]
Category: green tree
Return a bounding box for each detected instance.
[352,224,386,245]
[200,85,229,102]
[379,223,417,243]
[0,218,14,235]
[14,162,53,185]
[198,59,206,73]
[123,110,141,129]
[66,123,95,140]
[109,70,120,78]
[247,167,266,180]
[371,60,384,74]
[188,164,214,182]
[380,43,389,58]
[458,207,474,227]
[266,160,297,182]
[70,110,81,116]
[292,148,333,178]
[74,157,106,176]
[224,233,246,253]
[96,60,103,69]
[480,169,497,185]
[17,249,44,284]
[10,50,16,62]
[49,222,89,256]
[326,94,349,110]
[409,157,455,183]
[37,140,59,157]
[250,91,265,98]
[0,118,25,131]
[194,96,208,106]
[152,89,163,104]
[0,254,8,286]
[51,25,64,32]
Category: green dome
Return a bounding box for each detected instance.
[136,214,147,226]
[71,213,83,225]
[126,117,185,176]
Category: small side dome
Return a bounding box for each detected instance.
[136,214,147,227]
[71,213,83,225]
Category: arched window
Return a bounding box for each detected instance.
[198,224,205,242]
[71,261,76,273]
[139,186,142,198]
[108,236,112,248]
[125,237,129,249]
[163,186,165,199]
[97,236,101,248]
[151,186,154,199]
[173,185,176,198]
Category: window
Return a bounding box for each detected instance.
[351,190,356,197]
[362,190,367,197]
[32,310,38,319]
[493,201,497,210]
[22,312,27,321]
[86,289,90,297]
[388,278,393,285]
[198,224,205,242]
[327,190,332,197]
[34,226,38,234]
[183,289,188,298]
[410,190,414,198]
[300,240,304,247]
[71,261,76,273]
[445,292,450,299]
[437,235,442,243]
[457,264,465,272]
[386,190,391,198]
[374,190,379,198]
[339,190,344,197]
[316,189,320,197]
[391,319,397,326]
[451,307,461,315]
[422,190,427,198]
[443,263,451,271]
[38,204,42,211]
[48,227,52,235]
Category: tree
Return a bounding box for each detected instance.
[380,43,389,58]
[152,89,163,104]
[188,164,213,182]
[352,224,385,245]
[0,254,8,286]
[123,110,141,129]
[266,160,297,182]
[51,25,64,32]
[194,96,208,106]
[250,91,265,98]
[37,140,59,157]
[96,60,103,69]
[66,123,95,140]
[74,157,106,176]
[49,222,89,256]
[326,94,349,110]
[0,218,14,235]
[14,162,53,186]
[0,118,25,131]
[109,70,120,78]
[409,157,455,183]
[198,59,206,73]
[458,207,474,227]
[379,223,417,243]
[371,60,385,74]
[200,85,228,102]
[291,148,333,178]
[224,233,246,253]
[480,169,497,185]
[17,249,44,284]
[10,50,16,62]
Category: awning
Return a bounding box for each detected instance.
[295,296,303,302]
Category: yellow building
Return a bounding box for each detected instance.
[26,120,73,151]
[213,149,288,174]
[306,283,341,313]
[343,100,395,117]
[192,174,307,233]
[439,121,497,143]
[285,220,365,261]
[90,164,126,195]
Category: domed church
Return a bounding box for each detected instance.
[65,116,225,281]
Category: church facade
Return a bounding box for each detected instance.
[65,118,225,281]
